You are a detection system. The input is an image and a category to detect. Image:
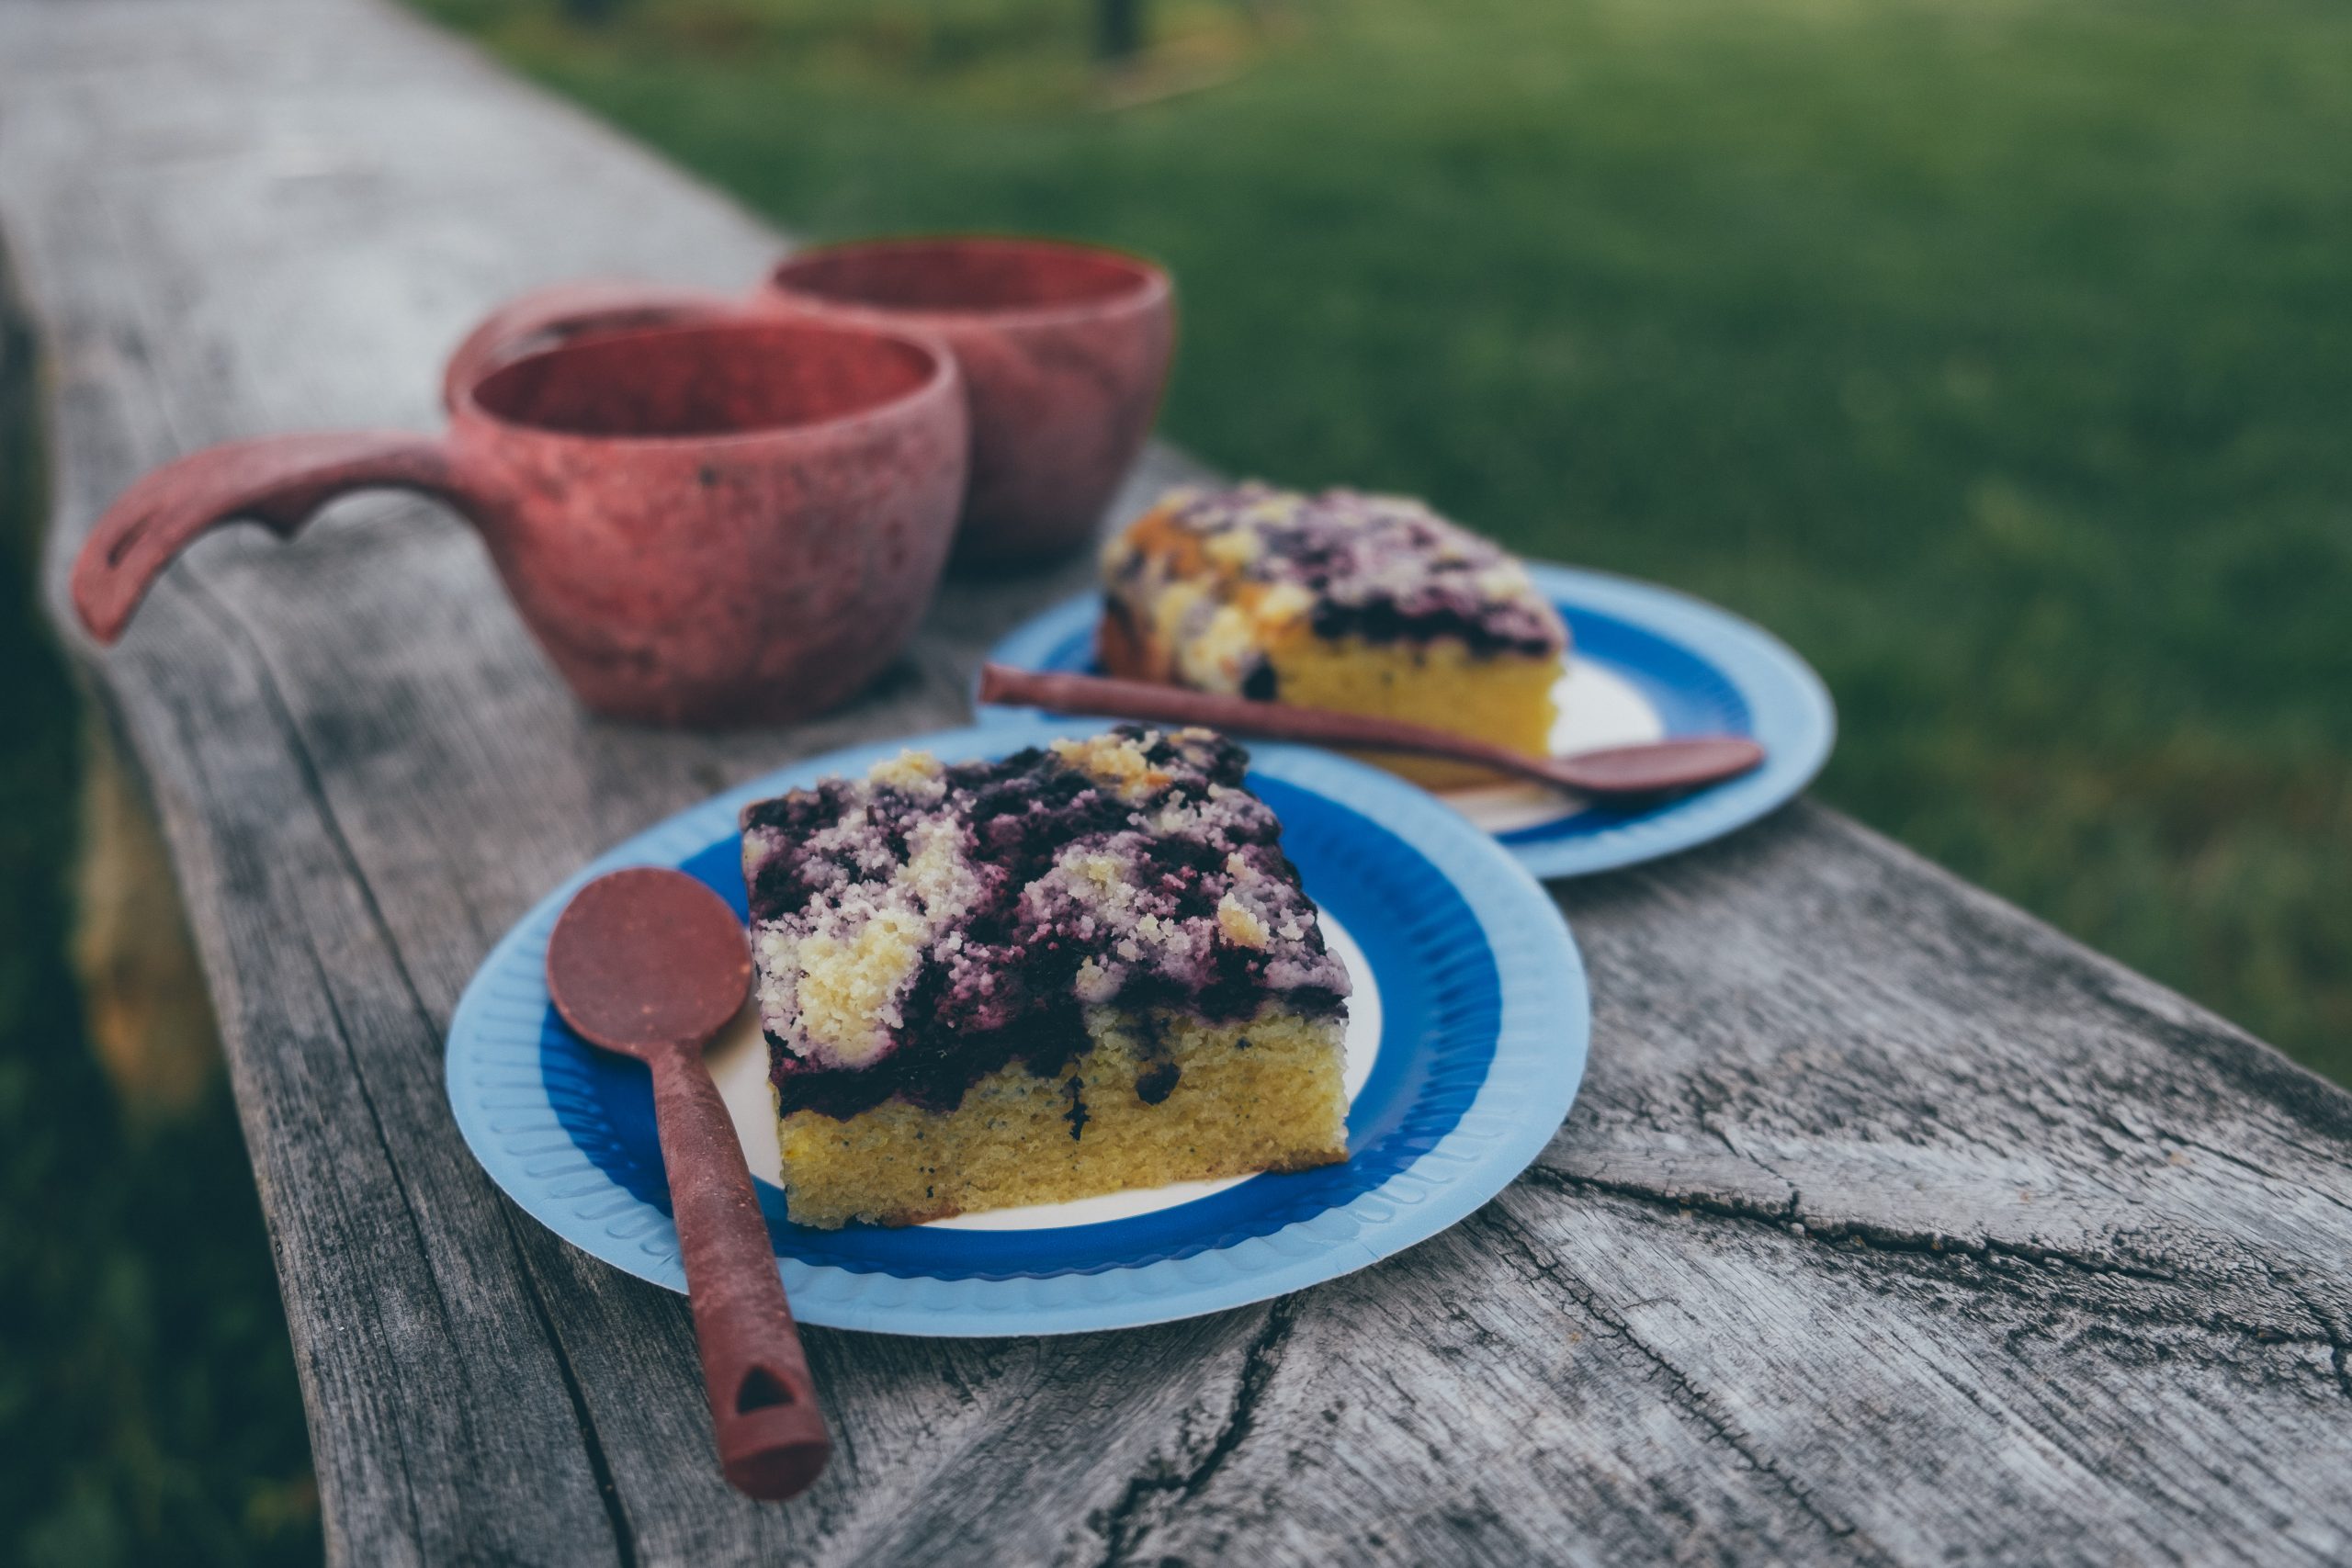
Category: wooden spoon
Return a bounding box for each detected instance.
[978,664,1765,798]
[545,867,831,1502]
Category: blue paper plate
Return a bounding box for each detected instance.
[982,563,1836,880]
[446,719,1587,1337]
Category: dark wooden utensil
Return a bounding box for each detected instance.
[545,867,830,1501]
[978,664,1765,797]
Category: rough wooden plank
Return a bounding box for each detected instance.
[5,0,2349,1562]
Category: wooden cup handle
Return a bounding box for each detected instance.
[70,431,464,645]
[647,1042,831,1502]
[441,278,745,409]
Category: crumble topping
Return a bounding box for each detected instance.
[1102,482,1569,698]
[741,726,1350,1119]
[1047,729,1175,800]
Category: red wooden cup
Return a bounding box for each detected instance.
[74,316,969,728]
[441,236,1175,565]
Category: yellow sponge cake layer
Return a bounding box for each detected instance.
[1104,601,1558,790]
[1269,638,1559,790]
[777,1006,1346,1229]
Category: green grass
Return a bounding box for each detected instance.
[423,0,2352,1077]
[0,269,321,1562]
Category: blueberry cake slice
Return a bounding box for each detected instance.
[739,726,1351,1229]
[1100,483,1569,788]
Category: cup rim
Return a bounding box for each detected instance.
[451,314,959,448]
[763,233,1171,331]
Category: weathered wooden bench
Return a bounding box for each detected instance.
[6,1,2349,1562]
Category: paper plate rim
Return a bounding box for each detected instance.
[979,561,1837,880]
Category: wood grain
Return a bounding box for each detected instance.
[3,0,2347,1562]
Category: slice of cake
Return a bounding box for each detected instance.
[1099,483,1570,788]
[739,725,1351,1229]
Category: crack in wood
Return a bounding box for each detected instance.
[291,931,435,1556]
[2282,1288,2352,1404]
[503,1222,639,1568]
[1476,1203,1892,1563]
[1090,1298,1302,1567]
[1522,1159,2189,1283]
[180,570,447,1045]
[1517,1163,2352,1368]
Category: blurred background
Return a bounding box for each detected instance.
[4,0,2346,1559]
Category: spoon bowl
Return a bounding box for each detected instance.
[547,867,751,1059]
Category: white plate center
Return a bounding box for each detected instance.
[707,912,1382,1230]
[1442,658,1664,835]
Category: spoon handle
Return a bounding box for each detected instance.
[648,1041,831,1501]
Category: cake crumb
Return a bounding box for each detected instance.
[1218,892,1272,949]
[868,748,947,798]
